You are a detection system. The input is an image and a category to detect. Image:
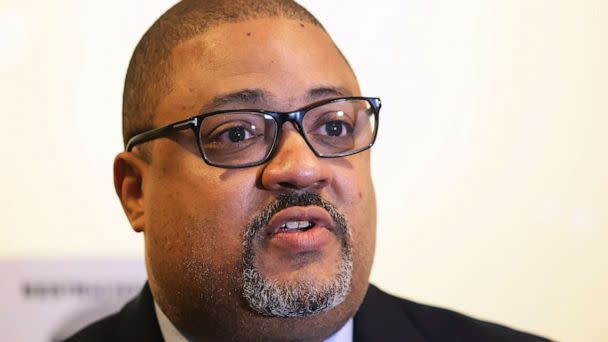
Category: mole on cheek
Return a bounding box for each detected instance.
[246,32,251,36]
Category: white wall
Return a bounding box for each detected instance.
[1,1,606,340]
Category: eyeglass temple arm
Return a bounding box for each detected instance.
[125,117,198,152]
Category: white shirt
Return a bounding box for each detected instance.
[155,302,353,342]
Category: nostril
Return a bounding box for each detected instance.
[312,180,328,189]
[278,181,299,190]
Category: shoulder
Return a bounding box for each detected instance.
[63,312,122,342]
[63,284,163,342]
[354,284,552,342]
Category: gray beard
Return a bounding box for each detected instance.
[242,193,353,318]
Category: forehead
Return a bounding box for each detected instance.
[155,18,360,123]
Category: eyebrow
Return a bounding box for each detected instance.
[199,86,352,113]
[306,86,352,102]
[200,89,270,113]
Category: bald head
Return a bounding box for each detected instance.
[122,0,325,147]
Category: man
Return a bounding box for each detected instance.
[67,0,550,341]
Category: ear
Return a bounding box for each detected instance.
[114,152,147,232]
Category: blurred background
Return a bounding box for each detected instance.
[0,0,606,340]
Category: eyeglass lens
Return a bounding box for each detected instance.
[198,99,376,166]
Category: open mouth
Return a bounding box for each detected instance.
[278,220,316,232]
[267,206,334,236]
[263,206,336,252]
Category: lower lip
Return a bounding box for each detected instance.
[269,226,332,253]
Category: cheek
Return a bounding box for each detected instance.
[147,149,258,239]
[143,156,260,292]
[331,153,375,215]
[347,184,376,267]
[329,154,376,270]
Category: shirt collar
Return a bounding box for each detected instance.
[154,302,353,342]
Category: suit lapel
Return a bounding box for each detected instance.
[115,283,164,342]
[353,284,427,342]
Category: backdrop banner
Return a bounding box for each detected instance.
[0,258,146,341]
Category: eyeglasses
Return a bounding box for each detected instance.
[126,96,381,168]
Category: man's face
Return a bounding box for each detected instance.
[139,18,376,337]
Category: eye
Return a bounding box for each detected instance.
[323,120,350,137]
[210,123,257,143]
[307,110,355,138]
[227,126,250,142]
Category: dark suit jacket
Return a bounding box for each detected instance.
[65,283,550,341]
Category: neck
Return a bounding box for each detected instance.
[147,265,371,341]
[152,283,368,341]
[169,300,355,341]
[157,302,355,342]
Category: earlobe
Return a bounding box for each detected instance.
[113,152,147,232]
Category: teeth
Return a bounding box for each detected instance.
[298,221,310,228]
[280,221,312,230]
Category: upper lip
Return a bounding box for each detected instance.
[265,206,334,236]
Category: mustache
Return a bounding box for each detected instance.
[243,192,350,243]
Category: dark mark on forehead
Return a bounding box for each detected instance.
[246,32,251,36]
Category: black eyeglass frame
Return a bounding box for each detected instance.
[125,96,381,168]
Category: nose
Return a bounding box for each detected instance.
[261,123,332,192]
